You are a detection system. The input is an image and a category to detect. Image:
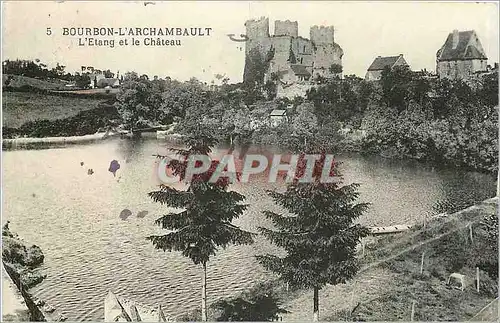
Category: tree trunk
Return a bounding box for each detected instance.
[201,261,207,321]
[313,287,319,321]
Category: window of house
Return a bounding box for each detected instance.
[303,45,306,53]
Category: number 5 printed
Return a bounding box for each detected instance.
[46,27,52,36]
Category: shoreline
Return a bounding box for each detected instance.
[2,131,496,177]
[1,131,184,150]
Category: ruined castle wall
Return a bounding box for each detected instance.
[310,26,335,45]
[309,26,343,78]
[437,59,487,80]
[245,18,345,83]
[270,36,294,71]
[292,38,314,67]
[244,17,272,56]
[277,82,313,99]
[312,44,343,78]
[244,17,272,83]
[274,20,298,37]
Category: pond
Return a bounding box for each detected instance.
[2,138,495,320]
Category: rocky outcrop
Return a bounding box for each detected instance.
[2,223,46,288]
[1,222,55,321]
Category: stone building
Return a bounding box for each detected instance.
[243,17,343,86]
[365,54,409,81]
[436,30,488,80]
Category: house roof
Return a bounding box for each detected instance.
[290,64,311,76]
[436,30,487,61]
[367,55,405,71]
[270,109,287,116]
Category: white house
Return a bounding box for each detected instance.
[269,109,288,127]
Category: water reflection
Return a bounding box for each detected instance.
[2,139,495,321]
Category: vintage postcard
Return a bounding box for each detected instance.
[1,1,499,322]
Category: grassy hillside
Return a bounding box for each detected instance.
[2,91,104,128]
[176,198,498,322]
[278,198,498,321]
[2,74,68,90]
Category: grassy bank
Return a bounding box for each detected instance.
[2,103,119,139]
[2,91,106,128]
[170,198,497,321]
[2,74,68,91]
[277,198,498,321]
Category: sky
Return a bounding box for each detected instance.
[2,1,499,83]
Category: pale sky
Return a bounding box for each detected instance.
[2,1,499,83]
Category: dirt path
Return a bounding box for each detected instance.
[280,197,497,321]
[280,267,396,321]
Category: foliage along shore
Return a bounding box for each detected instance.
[2,65,498,174]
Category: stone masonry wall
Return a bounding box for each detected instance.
[437,59,488,80]
[274,20,298,37]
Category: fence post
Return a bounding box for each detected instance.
[362,241,365,257]
[476,267,480,292]
[420,251,425,274]
[469,224,473,243]
[411,300,416,321]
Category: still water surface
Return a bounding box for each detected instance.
[2,139,495,321]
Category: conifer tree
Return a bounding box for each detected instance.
[147,133,254,321]
[257,153,370,321]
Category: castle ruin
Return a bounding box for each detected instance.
[243,17,344,86]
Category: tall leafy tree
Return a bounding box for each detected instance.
[115,72,164,134]
[291,102,318,148]
[147,133,254,321]
[257,154,370,321]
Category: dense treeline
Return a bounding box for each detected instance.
[356,67,498,172]
[2,59,116,88]
[5,59,498,173]
[154,66,497,172]
[2,59,72,80]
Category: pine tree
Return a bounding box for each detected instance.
[147,133,254,321]
[257,153,370,321]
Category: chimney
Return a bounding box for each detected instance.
[452,30,459,49]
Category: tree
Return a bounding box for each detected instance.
[264,80,277,100]
[147,133,254,321]
[257,155,369,321]
[221,106,252,146]
[380,65,414,111]
[75,74,91,89]
[291,102,318,148]
[115,71,163,134]
[104,69,114,78]
[211,282,288,321]
[329,63,343,77]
